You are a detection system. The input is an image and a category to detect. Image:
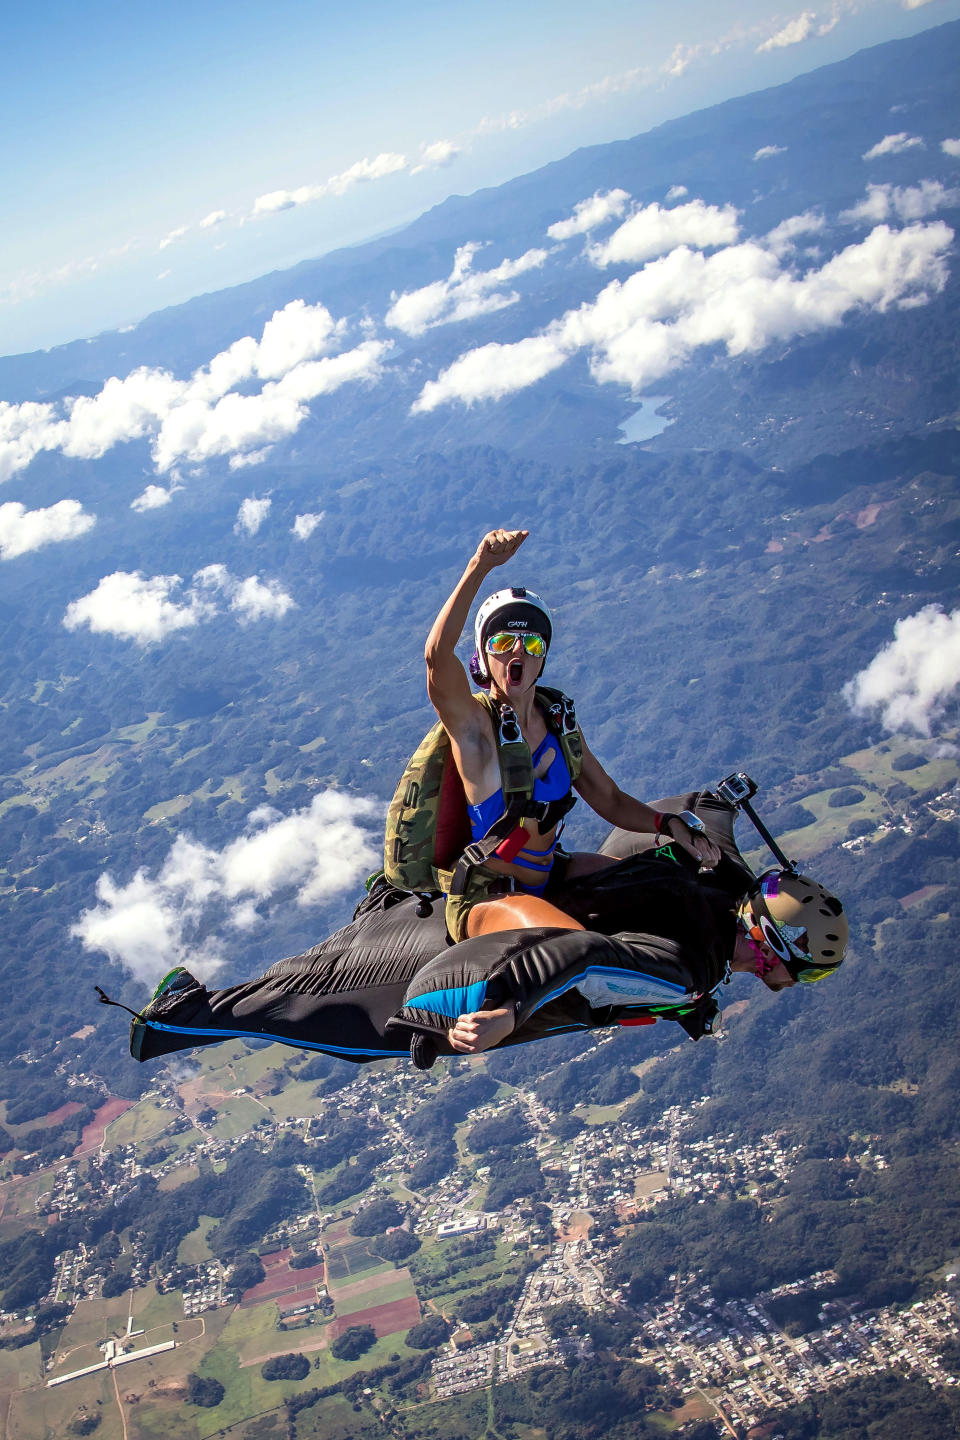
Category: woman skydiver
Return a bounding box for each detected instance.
[420,527,720,1056]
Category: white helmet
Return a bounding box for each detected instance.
[471,587,553,684]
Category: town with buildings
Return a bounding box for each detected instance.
[2,1037,958,1439]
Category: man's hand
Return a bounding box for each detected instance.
[664,818,721,870]
[447,1006,515,1054]
[473,529,528,573]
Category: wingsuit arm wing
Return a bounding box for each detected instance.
[384,919,716,1048]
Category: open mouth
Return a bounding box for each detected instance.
[508,659,524,685]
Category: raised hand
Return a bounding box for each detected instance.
[473,528,528,572]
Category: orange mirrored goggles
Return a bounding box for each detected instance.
[485,631,547,658]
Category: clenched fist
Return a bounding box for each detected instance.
[473,528,528,572]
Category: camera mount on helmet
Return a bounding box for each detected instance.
[716,771,796,875]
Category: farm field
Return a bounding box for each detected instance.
[103,1098,172,1151]
[177,1213,217,1263]
[742,737,959,867]
[330,1268,416,1318]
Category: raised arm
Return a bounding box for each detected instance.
[424,529,527,741]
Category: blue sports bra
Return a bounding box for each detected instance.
[466,735,572,895]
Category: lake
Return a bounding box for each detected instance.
[617,395,673,443]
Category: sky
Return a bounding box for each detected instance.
[3,0,959,358]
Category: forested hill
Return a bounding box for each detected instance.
[0,15,957,1121]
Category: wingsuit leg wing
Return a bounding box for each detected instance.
[129,894,451,1064]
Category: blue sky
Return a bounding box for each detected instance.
[3,0,957,357]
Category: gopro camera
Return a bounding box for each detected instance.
[717,772,758,807]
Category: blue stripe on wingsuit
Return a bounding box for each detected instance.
[531,965,688,1014]
[145,1020,403,1059]
[404,980,487,1019]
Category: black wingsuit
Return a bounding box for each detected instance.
[129,790,752,1066]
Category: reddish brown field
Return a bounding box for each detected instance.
[329,1295,421,1339]
[30,1101,83,1130]
[556,1212,592,1242]
[240,1248,326,1307]
[900,883,947,909]
[263,1247,293,1271]
[76,1098,134,1152]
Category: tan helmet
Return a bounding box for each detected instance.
[738,870,849,983]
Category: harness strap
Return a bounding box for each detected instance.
[94,985,143,1021]
[447,800,529,897]
[447,689,581,900]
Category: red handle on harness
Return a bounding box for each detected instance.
[493,826,530,862]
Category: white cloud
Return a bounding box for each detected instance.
[757,11,836,52]
[411,139,461,174]
[941,139,960,158]
[235,495,272,536]
[841,180,960,224]
[63,564,294,644]
[185,563,296,624]
[657,21,757,81]
[666,185,689,202]
[61,368,188,460]
[63,570,214,644]
[843,605,960,735]
[663,43,698,78]
[228,573,296,623]
[293,511,325,539]
[1,246,137,309]
[200,210,227,229]
[902,0,936,9]
[473,21,752,137]
[413,216,953,411]
[547,189,630,241]
[0,301,389,483]
[228,448,272,470]
[476,64,655,134]
[159,226,188,251]
[765,210,826,255]
[386,243,549,336]
[754,144,787,160]
[71,791,381,983]
[253,151,408,216]
[131,483,177,512]
[192,299,345,399]
[587,199,740,267]
[329,151,407,196]
[0,399,62,483]
[253,187,313,216]
[152,340,391,473]
[412,335,569,412]
[863,132,925,161]
[73,867,214,983]
[0,499,95,559]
